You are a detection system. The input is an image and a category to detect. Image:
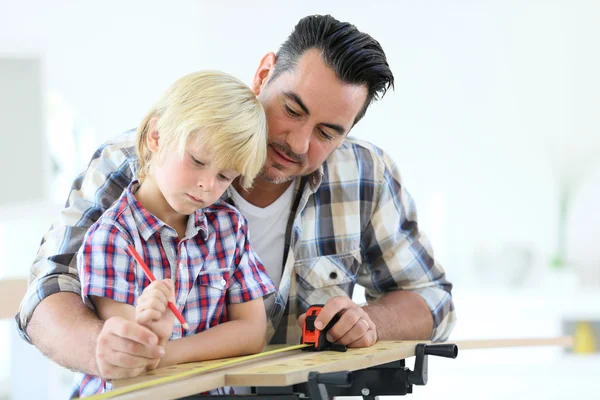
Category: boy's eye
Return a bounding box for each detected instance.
[191,155,204,166]
[285,105,301,117]
[218,174,232,182]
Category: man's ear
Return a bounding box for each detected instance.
[146,117,160,153]
[251,52,276,96]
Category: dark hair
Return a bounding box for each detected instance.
[272,14,394,125]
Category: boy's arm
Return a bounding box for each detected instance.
[77,218,165,377]
[91,296,136,321]
[161,298,267,366]
[161,213,276,366]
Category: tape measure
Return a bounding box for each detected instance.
[301,304,347,352]
[85,305,341,399]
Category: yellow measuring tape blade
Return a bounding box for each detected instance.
[85,343,311,399]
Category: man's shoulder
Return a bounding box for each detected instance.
[322,137,390,183]
[94,129,138,170]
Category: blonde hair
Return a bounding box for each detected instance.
[136,71,267,189]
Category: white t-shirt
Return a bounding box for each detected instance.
[230,180,296,309]
[229,182,296,395]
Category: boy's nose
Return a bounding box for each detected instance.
[198,175,215,191]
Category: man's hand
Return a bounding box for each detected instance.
[136,279,176,346]
[96,316,163,379]
[297,296,378,348]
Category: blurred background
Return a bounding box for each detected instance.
[1,0,599,399]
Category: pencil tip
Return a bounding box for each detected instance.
[183,323,189,330]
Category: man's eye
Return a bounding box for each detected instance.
[319,129,333,141]
[285,105,300,117]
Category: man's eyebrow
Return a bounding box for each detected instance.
[284,91,310,115]
[284,91,347,135]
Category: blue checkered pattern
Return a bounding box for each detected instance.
[72,182,275,397]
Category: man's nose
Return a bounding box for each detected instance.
[286,124,311,155]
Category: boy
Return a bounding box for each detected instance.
[74,71,276,396]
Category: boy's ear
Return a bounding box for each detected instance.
[146,117,160,153]
[251,52,276,96]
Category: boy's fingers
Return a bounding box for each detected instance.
[140,286,169,307]
[136,309,162,325]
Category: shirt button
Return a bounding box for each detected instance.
[220,279,226,287]
[179,263,185,270]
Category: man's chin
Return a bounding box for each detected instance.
[259,171,294,185]
[259,164,296,185]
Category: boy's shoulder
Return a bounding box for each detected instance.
[203,199,247,229]
[89,190,135,237]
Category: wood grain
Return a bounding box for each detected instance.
[108,337,572,399]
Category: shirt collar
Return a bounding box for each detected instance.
[126,181,208,241]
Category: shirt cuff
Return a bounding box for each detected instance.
[228,282,277,304]
[412,286,457,342]
[16,274,93,344]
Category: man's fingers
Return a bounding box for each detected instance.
[314,296,350,330]
[346,327,377,348]
[334,317,371,346]
[324,305,363,341]
[105,317,159,347]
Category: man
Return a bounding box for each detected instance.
[18,14,455,381]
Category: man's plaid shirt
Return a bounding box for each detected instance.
[18,129,456,346]
[73,182,275,397]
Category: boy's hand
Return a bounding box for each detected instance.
[136,279,176,347]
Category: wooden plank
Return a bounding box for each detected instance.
[108,341,424,399]
[112,345,297,389]
[108,337,573,399]
[0,278,27,319]
[226,340,424,387]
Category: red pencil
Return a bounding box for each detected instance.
[126,244,189,330]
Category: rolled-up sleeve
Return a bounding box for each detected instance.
[16,134,135,343]
[358,151,456,342]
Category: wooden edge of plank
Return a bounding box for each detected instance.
[451,336,573,350]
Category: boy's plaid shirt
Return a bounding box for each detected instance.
[18,129,456,348]
[73,182,275,397]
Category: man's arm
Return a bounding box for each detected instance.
[17,131,162,377]
[28,293,160,378]
[297,290,432,348]
[363,290,433,340]
[28,292,103,374]
[298,147,455,346]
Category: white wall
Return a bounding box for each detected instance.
[2,0,598,283]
